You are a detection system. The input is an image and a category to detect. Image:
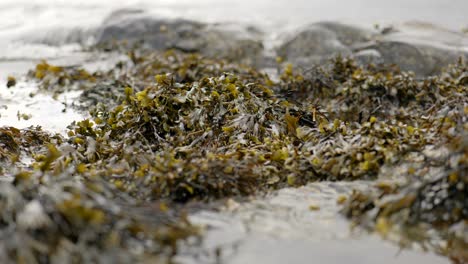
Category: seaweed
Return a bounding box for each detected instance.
[6,76,16,88]
[1,43,466,262]
[341,59,467,261]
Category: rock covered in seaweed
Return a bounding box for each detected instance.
[341,60,467,261]
[0,173,197,263]
[0,126,62,177]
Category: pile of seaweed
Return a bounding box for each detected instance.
[0,126,198,263]
[0,45,466,262]
[340,61,467,261]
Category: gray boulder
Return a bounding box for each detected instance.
[277,21,468,76]
[355,40,466,76]
[96,9,265,65]
[316,22,376,46]
[374,22,468,75]
[277,22,375,67]
[353,49,383,65]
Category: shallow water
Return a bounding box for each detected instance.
[177,182,448,264]
[0,1,465,263]
[0,52,126,133]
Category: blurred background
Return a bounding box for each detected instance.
[0,0,467,34]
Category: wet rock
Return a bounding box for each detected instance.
[97,11,204,50]
[353,49,383,66]
[278,21,468,76]
[277,22,375,67]
[389,21,468,47]
[371,40,466,76]
[357,41,435,75]
[96,9,264,65]
[372,23,468,76]
[315,21,376,46]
